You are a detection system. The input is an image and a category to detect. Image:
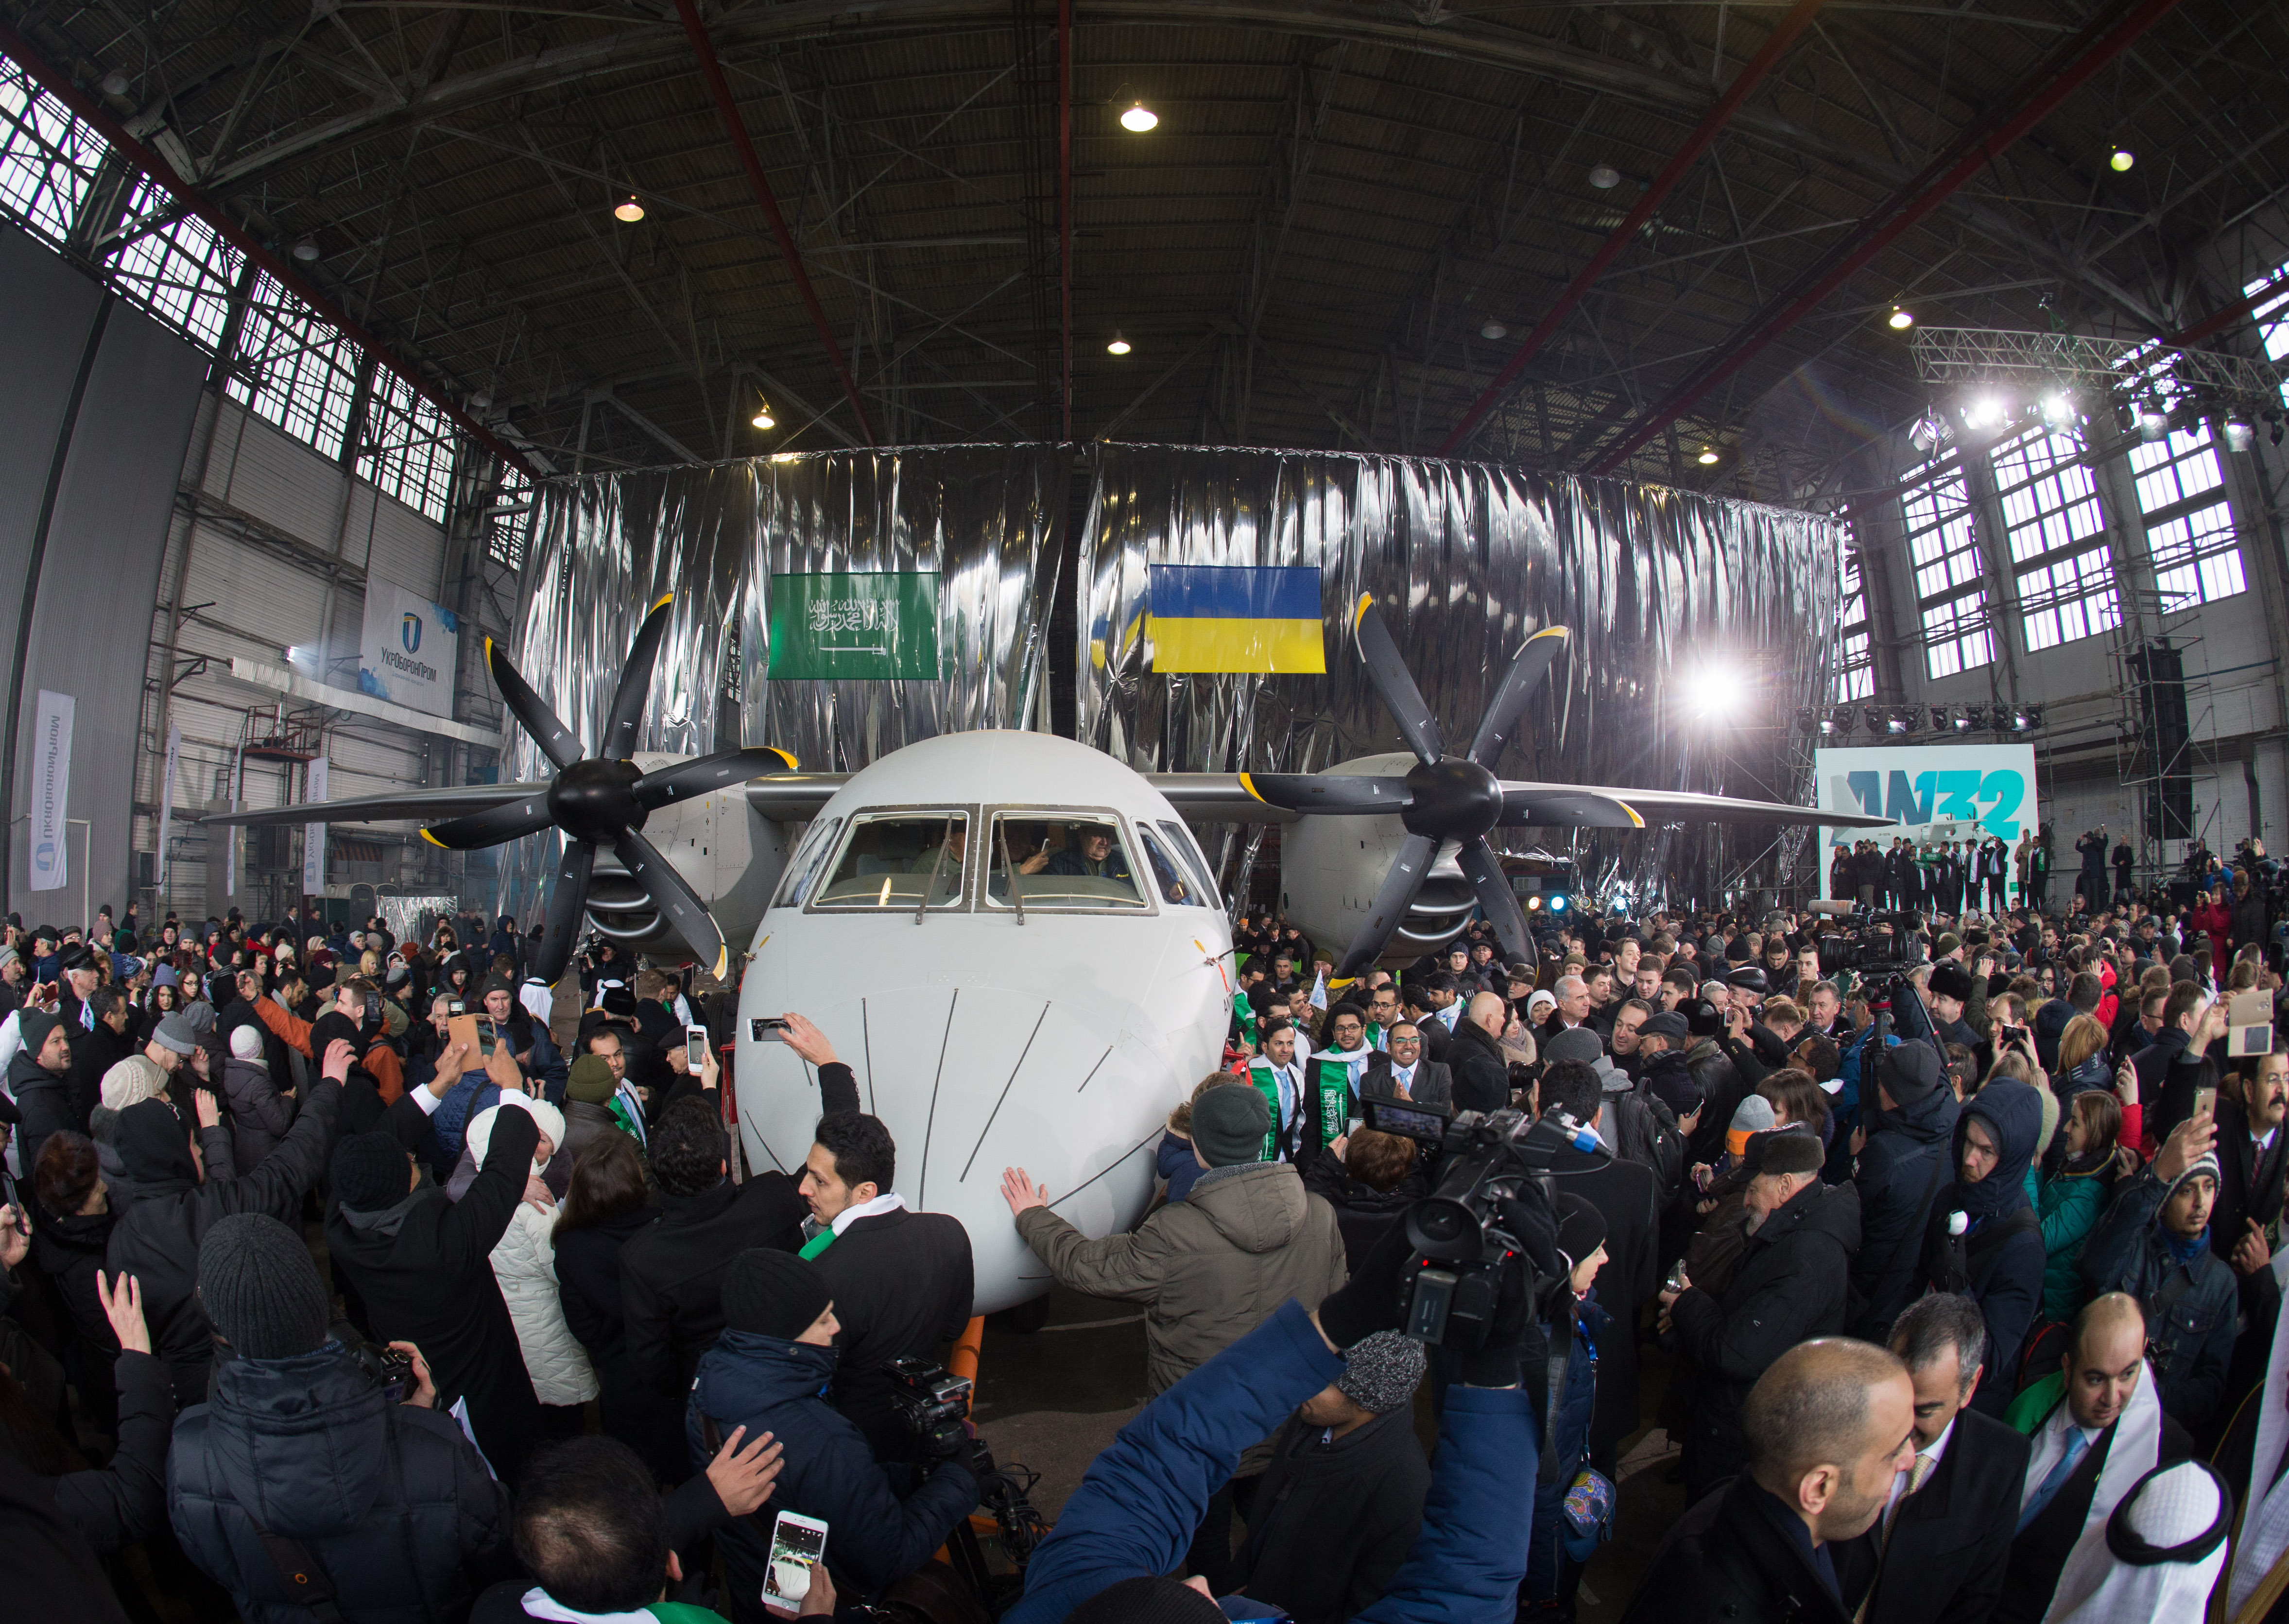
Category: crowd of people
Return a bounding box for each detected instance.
[2,847,2288,1623]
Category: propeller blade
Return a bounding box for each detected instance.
[1238,772,1413,816]
[1468,625,1569,766]
[602,594,676,762]
[1497,785,1646,829]
[614,827,729,982]
[419,794,557,851]
[1334,831,1440,980]
[1350,595,1444,766]
[1457,837,1534,966]
[633,746,799,810]
[487,637,585,770]
[197,782,549,828]
[534,839,597,985]
[1577,785,1895,828]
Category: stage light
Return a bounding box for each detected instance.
[1962,394,2008,431]
[1932,706,1955,733]
[751,402,776,429]
[2042,392,2076,428]
[1829,704,1858,736]
[1120,102,1158,132]
[2224,415,2255,453]
[1481,319,1508,341]
[100,69,128,97]
[1898,707,1925,735]
[2110,146,2135,172]
[1588,163,1621,189]
[1883,711,1910,736]
[614,195,645,222]
[1888,306,1914,330]
[2137,396,2169,441]
[1688,662,1745,720]
[1862,706,1890,735]
[1697,446,1721,466]
[1950,708,1977,734]
[1546,893,1570,914]
[1525,895,1544,912]
[1106,333,1132,355]
[1964,704,1988,730]
[1909,411,1950,455]
[2009,705,2043,733]
[1797,706,1819,735]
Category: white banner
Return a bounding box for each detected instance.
[223,746,241,900]
[1813,743,2040,851]
[155,724,181,889]
[28,689,73,892]
[358,577,460,718]
[302,756,328,896]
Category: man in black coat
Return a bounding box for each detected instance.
[1834,1293,2031,1624]
[1665,1131,1863,1501]
[63,986,138,1135]
[326,1090,546,1485]
[1621,1339,1916,1624]
[2213,1045,2289,1396]
[621,1018,860,1400]
[2131,983,2223,1145]
[1850,1040,1960,1338]
[793,1025,975,1463]
[1446,991,1513,1114]
[1360,1021,1452,1108]
[1241,1331,1430,1622]
[1537,1057,1658,1472]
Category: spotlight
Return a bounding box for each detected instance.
[292,237,320,262]
[614,195,645,222]
[1883,711,1911,737]
[1829,704,1858,736]
[2042,392,2076,428]
[1688,662,1745,720]
[1898,707,1925,735]
[1888,306,1915,331]
[2010,706,2043,733]
[1106,333,1132,355]
[2137,396,2169,441]
[1546,893,1569,914]
[1120,101,1158,133]
[1950,708,1978,734]
[1932,706,1955,733]
[1480,319,1508,341]
[1964,704,1988,730]
[2114,398,2138,435]
[1588,163,1621,189]
[1962,395,2007,431]
[2223,415,2255,453]
[1909,411,1949,455]
[2110,146,2135,172]
[1862,705,1891,735]
[1525,895,1544,912]
[1797,706,1819,735]
[1697,446,1721,466]
[751,402,775,429]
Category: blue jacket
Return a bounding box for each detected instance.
[1006,1299,1535,1624]
[686,1330,977,1605]
[1157,1129,1206,1203]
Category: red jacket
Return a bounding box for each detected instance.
[2187,898,2232,966]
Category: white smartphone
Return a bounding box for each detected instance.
[687,1026,709,1068]
[762,1509,827,1608]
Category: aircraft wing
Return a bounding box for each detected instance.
[1521,782,1893,829]
[741,774,851,821]
[197,783,550,827]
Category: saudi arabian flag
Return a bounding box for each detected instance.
[1233,990,1258,1046]
[767,572,941,680]
[1305,1047,1370,1148]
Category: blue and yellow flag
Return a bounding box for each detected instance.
[1145,564,1325,673]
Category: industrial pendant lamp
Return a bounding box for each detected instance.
[615,195,645,222]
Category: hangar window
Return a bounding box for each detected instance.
[2250,263,2289,408]
[227,273,363,457]
[359,367,458,522]
[2131,427,2243,607]
[0,64,106,247]
[1902,460,1994,679]
[105,178,244,350]
[1990,427,2117,652]
[487,463,534,569]
[1834,530,1874,702]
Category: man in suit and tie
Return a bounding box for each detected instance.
[1994,1292,2191,1624]
[1360,1021,1451,1108]
[1835,1292,2031,1624]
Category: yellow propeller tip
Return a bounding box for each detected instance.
[1530,625,1570,641]
[1619,802,1644,829]
[1238,771,1265,803]
[712,946,728,981]
[1351,593,1374,630]
[651,593,673,614]
[764,747,798,771]
[419,828,447,849]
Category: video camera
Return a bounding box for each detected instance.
[1803,899,1924,980]
[884,1357,1049,1573]
[1359,1097,1595,1346]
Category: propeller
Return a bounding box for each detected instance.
[1243,598,1629,978]
[413,595,795,983]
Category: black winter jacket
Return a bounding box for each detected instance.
[10,1048,77,1198]
[1301,1148,1423,1272]
[105,1078,342,1405]
[553,1204,688,1485]
[812,1206,975,1463]
[1242,1405,1430,1624]
[688,1330,977,1610]
[1446,1020,1512,1115]
[168,1344,513,1624]
[41,1347,172,1555]
[1850,1073,1959,1334]
[1621,1475,1851,1624]
[1671,1178,1861,1491]
[62,1018,135,1138]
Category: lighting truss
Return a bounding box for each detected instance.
[1909,328,2284,410]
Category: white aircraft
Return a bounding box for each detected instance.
[205,592,1885,1313]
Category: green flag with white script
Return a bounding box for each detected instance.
[766,571,941,680]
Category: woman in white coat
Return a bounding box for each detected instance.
[462,1095,599,1423]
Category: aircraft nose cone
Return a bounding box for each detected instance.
[1401,757,1502,839]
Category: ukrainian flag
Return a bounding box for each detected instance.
[1146,564,1326,673]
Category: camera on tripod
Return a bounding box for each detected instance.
[886,1356,972,1459]
[1359,1096,1594,1346]
[882,1356,1051,1575]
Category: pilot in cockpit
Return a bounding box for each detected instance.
[1020,821,1133,885]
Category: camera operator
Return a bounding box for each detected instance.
[2076,827,2108,910]
[689,1249,977,1621]
[169,1212,514,1621]
[793,1057,975,1464]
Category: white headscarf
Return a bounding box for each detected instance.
[2049,1460,2230,1623]
[2228,1258,2289,1618]
[2040,1360,2165,1623]
[465,1094,565,1180]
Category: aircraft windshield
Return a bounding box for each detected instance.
[983,812,1149,911]
[811,812,969,909]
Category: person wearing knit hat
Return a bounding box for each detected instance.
[1725,1093,1776,1161]
[101,1052,170,1112]
[1186,1083,1271,1170]
[688,1245,977,1612]
[459,1098,596,1413]
[8,1005,76,1183]
[1240,1328,1433,1622]
[196,1212,331,1359]
[560,1051,640,1162]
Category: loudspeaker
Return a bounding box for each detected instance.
[2128,642,2193,839]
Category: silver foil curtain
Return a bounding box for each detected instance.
[499,443,1838,918]
[1079,446,1843,906]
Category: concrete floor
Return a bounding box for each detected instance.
[970,1285,1690,1618]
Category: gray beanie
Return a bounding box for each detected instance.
[1337,1331,1426,1416]
[197,1213,331,1359]
[1190,1084,1272,1168]
[151,1012,197,1056]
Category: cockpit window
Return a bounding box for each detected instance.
[1157,819,1220,902]
[1138,827,1203,906]
[772,816,843,909]
[810,812,969,909]
[982,811,1149,911]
